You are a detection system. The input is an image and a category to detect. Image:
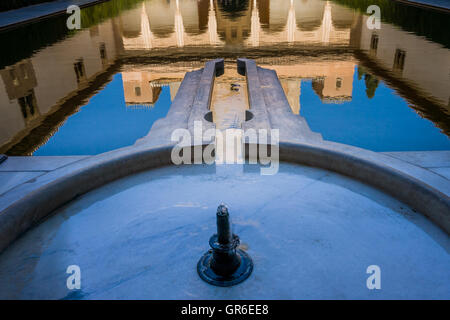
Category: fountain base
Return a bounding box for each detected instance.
[197,248,253,287]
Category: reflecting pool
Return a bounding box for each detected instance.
[0,0,448,155]
[300,66,450,151]
[34,74,172,155]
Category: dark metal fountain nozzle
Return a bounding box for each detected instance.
[216,203,232,243]
[197,204,253,287]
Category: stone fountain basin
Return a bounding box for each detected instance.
[0,161,448,299]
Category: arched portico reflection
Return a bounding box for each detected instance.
[146,0,175,38]
[120,0,355,49]
[120,6,142,38]
[330,2,357,29]
[246,0,352,45]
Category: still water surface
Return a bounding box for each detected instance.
[0,0,449,155]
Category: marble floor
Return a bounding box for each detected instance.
[0,156,87,196]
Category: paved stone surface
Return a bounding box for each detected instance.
[238,59,272,133]
[0,171,44,196]
[258,67,322,144]
[135,70,202,147]
[0,0,105,30]
[429,167,450,180]
[188,59,223,140]
[382,151,450,169]
[0,156,87,196]
[0,156,87,172]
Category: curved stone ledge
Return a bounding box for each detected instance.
[278,141,450,234]
[0,144,174,253]
[0,141,448,254]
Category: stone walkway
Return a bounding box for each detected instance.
[0,0,106,30]
[0,156,87,196]
[382,151,450,180]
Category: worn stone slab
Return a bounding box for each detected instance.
[187,59,223,141]
[0,171,44,196]
[135,70,203,147]
[257,67,322,144]
[429,167,450,180]
[382,151,450,168]
[237,58,272,133]
[313,142,450,197]
[0,156,87,172]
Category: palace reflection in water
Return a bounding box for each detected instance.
[0,0,449,154]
